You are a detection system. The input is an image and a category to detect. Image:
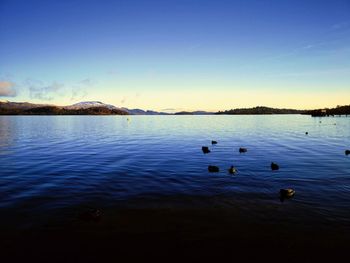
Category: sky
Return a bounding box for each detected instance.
[0,0,349,112]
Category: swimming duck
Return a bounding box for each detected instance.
[239,147,247,153]
[211,140,218,145]
[305,132,308,135]
[208,165,219,172]
[228,166,237,174]
[280,189,295,199]
[271,162,279,171]
[202,146,210,154]
[345,150,350,156]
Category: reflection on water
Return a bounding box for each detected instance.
[0,115,349,231]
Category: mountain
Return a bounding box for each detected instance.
[0,100,53,110]
[0,101,128,115]
[65,101,120,110]
[216,106,305,115]
[121,108,169,115]
[2,100,348,116]
[0,100,167,115]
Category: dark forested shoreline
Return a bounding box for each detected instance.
[0,106,128,115]
[1,101,349,116]
[215,106,305,115]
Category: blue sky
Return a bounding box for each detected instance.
[0,0,349,111]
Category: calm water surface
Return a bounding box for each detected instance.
[0,115,350,231]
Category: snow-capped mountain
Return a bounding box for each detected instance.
[65,101,120,110]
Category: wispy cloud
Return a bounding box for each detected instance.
[70,86,87,101]
[28,80,64,101]
[0,81,17,97]
[70,79,94,101]
[79,78,95,86]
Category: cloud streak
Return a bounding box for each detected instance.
[0,81,17,97]
[29,81,64,101]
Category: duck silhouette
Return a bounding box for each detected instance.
[239,147,247,153]
[202,146,210,154]
[271,162,279,171]
[280,189,295,202]
[228,166,237,174]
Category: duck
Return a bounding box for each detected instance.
[271,162,279,171]
[305,132,308,135]
[239,147,247,153]
[202,146,210,154]
[228,166,237,174]
[345,150,350,156]
[208,165,219,172]
[211,140,218,145]
[280,189,295,199]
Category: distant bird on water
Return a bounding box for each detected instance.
[346,150,350,156]
[280,189,295,202]
[271,162,279,171]
[211,140,218,145]
[228,166,237,174]
[280,189,295,198]
[202,146,210,154]
[239,147,247,153]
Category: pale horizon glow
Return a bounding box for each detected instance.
[1,0,349,111]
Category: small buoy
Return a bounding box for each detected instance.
[208,165,219,172]
[228,166,237,174]
[271,162,279,171]
[280,189,295,199]
[202,146,210,154]
[345,150,350,156]
[79,209,102,222]
[211,140,218,145]
[305,132,308,135]
[239,147,247,153]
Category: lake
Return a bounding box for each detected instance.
[0,115,349,260]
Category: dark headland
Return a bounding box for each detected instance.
[1,100,349,116]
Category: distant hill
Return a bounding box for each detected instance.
[65,101,120,110]
[0,100,166,115]
[0,105,128,115]
[121,108,169,115]
[174,111,194,115]
[0,100,53,110]
[304,105,350,117]
[216,106,305,115]
[1,100,349,116]
[174,111,214,115]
